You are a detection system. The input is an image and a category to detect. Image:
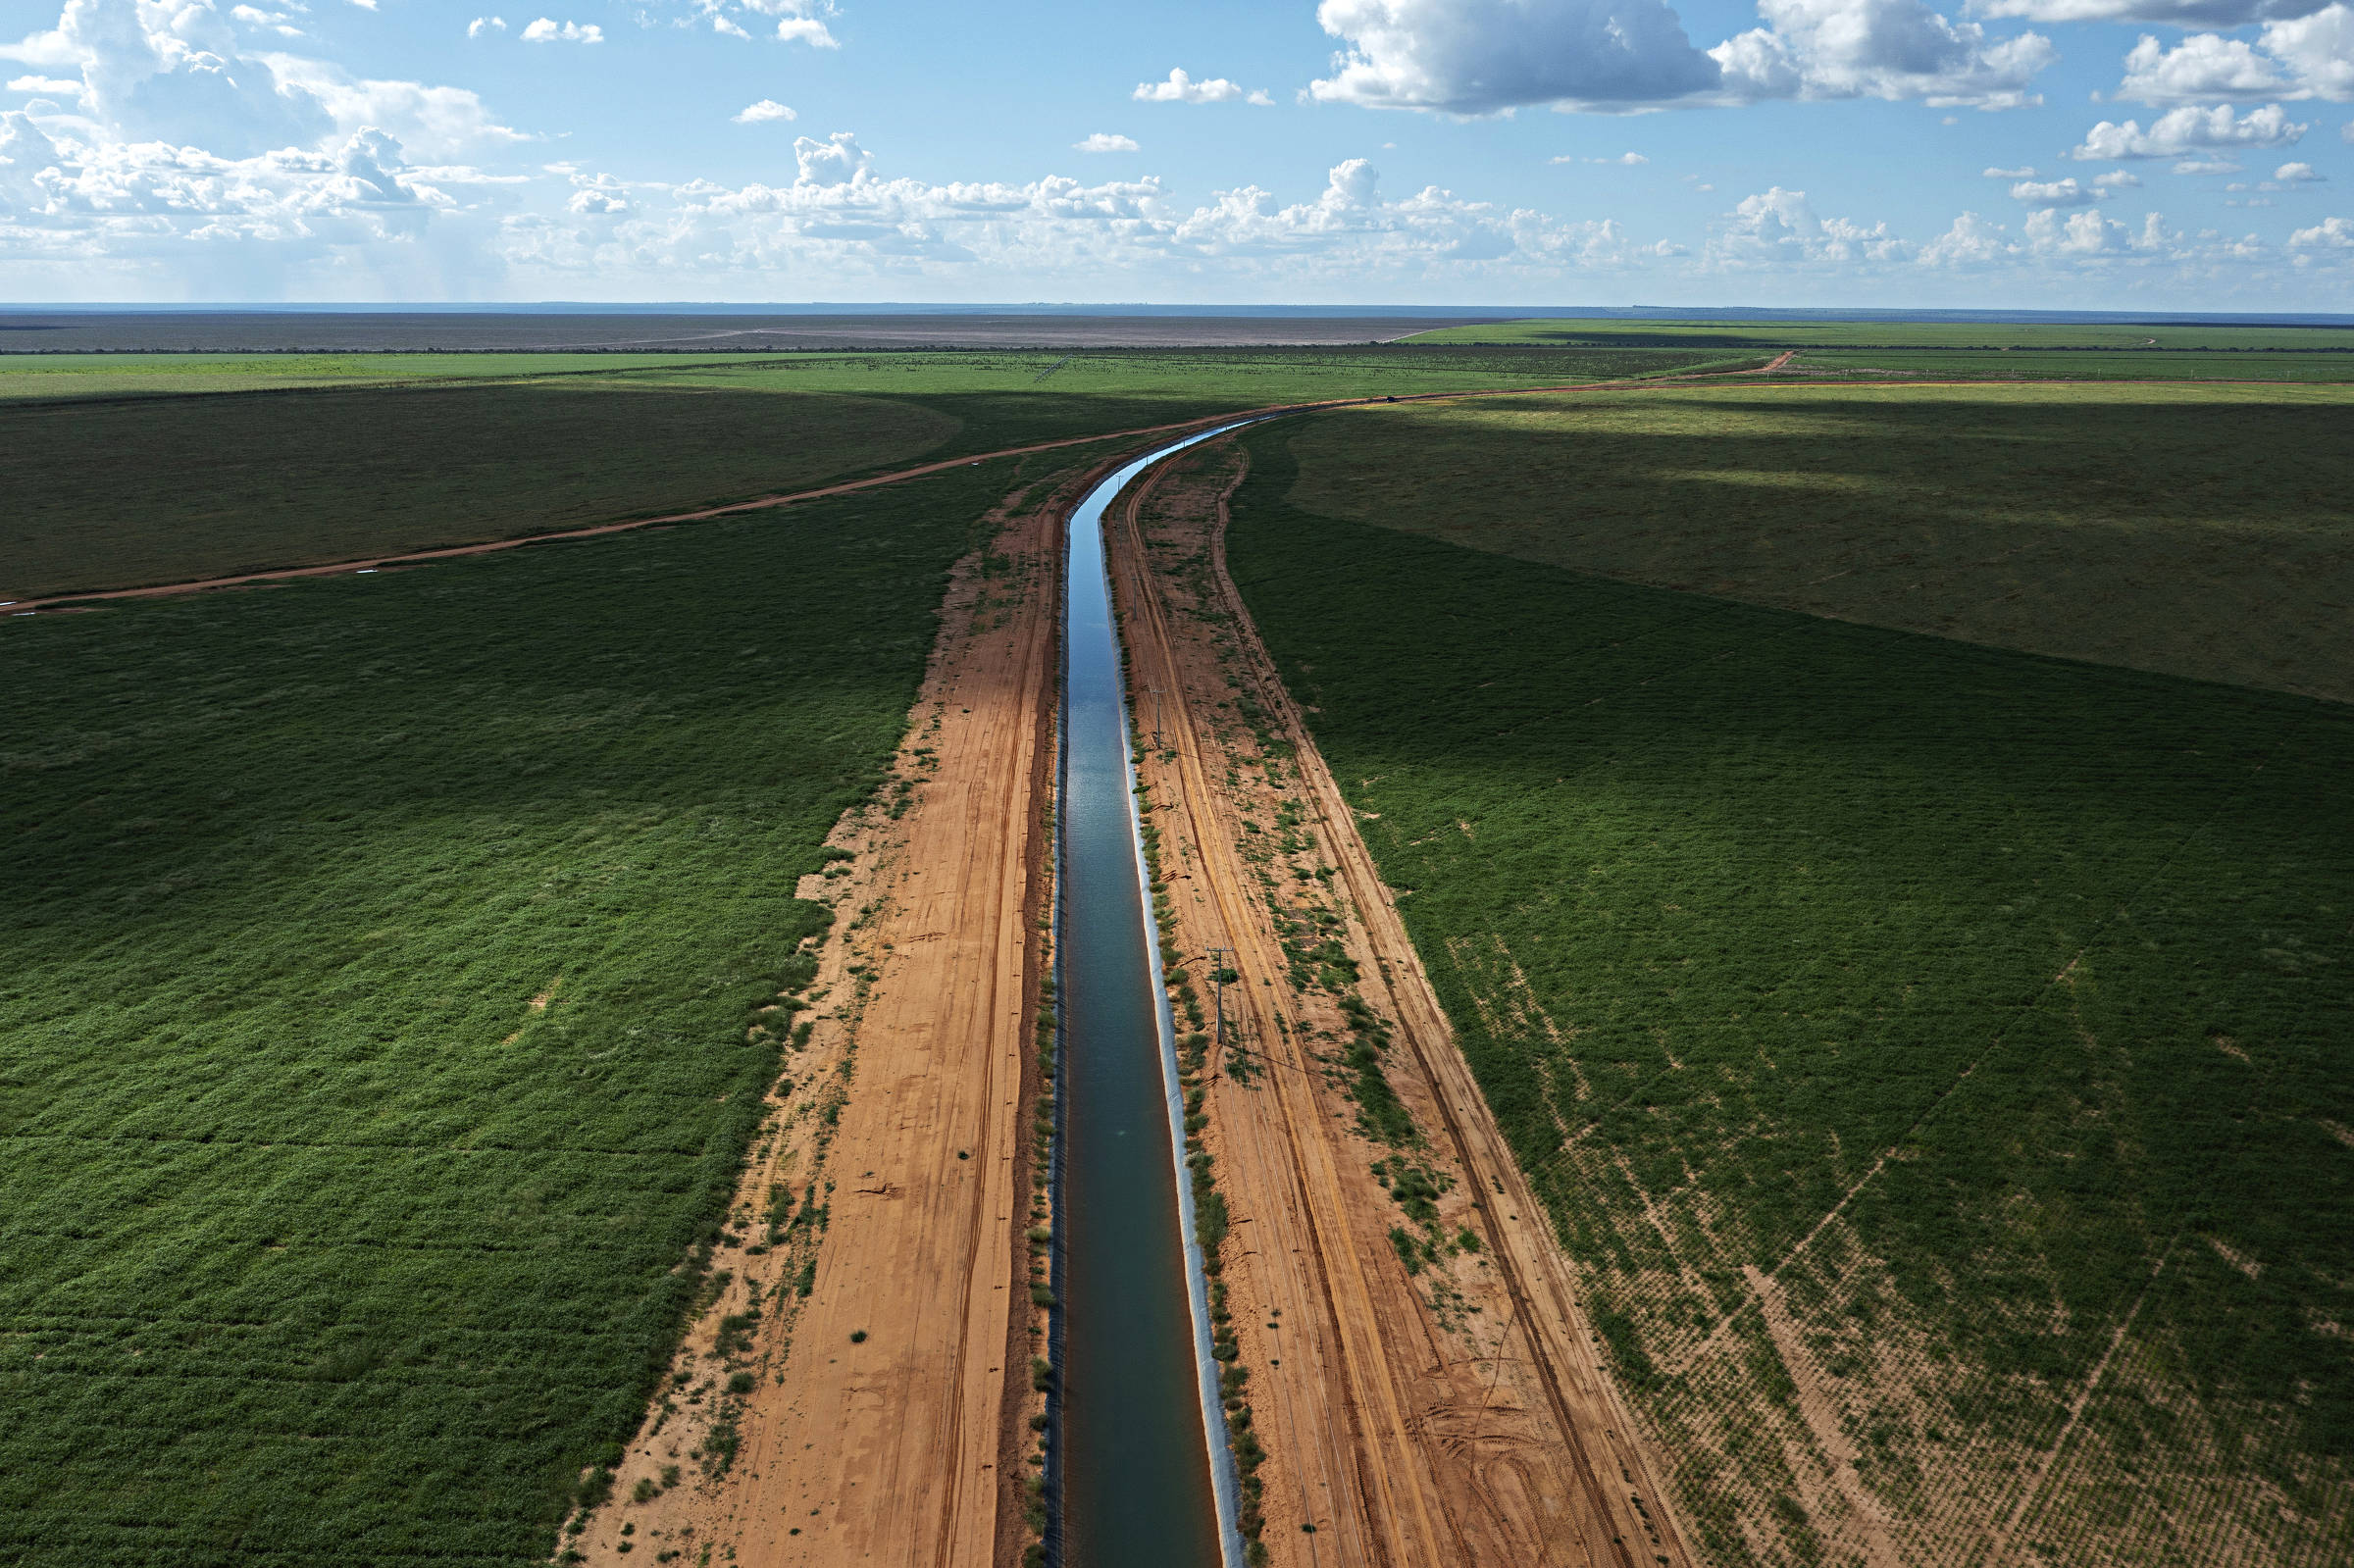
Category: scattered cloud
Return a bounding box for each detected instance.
[566,172,628,214]
[1709,185,1909,265]
[0,0,2339,301]
[2173,153,2246,170]
[1134,67,1262,103]
[2013,175,2107,202]
[1974,0,2330,22]
[1919,205,2274,267]
[522,17,602,42]
[1919,209,2014,262]
[637,0,838,46]
[2117,9,2354,103]
[1712,0,2056,111]
[1554,150,1650,163]
[231,6,307,38]
[1309,0,1722,111]
[1306,0,2053,113]
[2071,101,2308,157]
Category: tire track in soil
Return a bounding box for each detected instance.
[574,453,1116,1568]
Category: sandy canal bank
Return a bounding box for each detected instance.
[569,451,1117,1568]
[1100,434,1699,1568]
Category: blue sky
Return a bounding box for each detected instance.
[2,0,2349,305]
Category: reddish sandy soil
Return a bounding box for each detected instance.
[568,455,1115,1568]
[566,403,1711,1568]
[1101,438,1698,1568]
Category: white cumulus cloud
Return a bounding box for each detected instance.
[1306,0,2053,113]
[1134,67,1254,103]
[2072,101,2308,156]
[1074,131,1139,152]
[1310,0,1722,110]
[2013,175,2107,203]
[732,98,794,122]
[1984,163,2037,175]
[639,0,837,47]
[522,17,601,42]
[1974,0,2328,22]
[467,15,506,35]
[1713,0,2055,109]
[2116,9,2354,103]
[2290,212,2354,240]
[1709,185,1911,265]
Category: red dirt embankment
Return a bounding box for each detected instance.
[570,454,1113,1567]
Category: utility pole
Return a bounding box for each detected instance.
[1148,686,1165,751]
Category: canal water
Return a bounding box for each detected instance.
[1054,426,1253,1568]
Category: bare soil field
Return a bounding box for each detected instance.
[1101,435,1695,1568]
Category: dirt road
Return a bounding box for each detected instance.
[3,359,1806,614]
[1101,438,1698,1568]
[572,455,1102,1568]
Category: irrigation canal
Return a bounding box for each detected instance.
[1054,425,1254,1568]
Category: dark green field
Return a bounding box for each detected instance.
[1230,422,2354,1567]
[1405,317,2354,383]
[1406,317,2354,352]
[1,382,956,599]
[1780,348,2354,382]
[0,344,1736,600]
[1281,382,2354,704]
[0,456,1053,1566]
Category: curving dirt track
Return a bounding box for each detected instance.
[3,359,1804,614]
[1101,438,1697,1568]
